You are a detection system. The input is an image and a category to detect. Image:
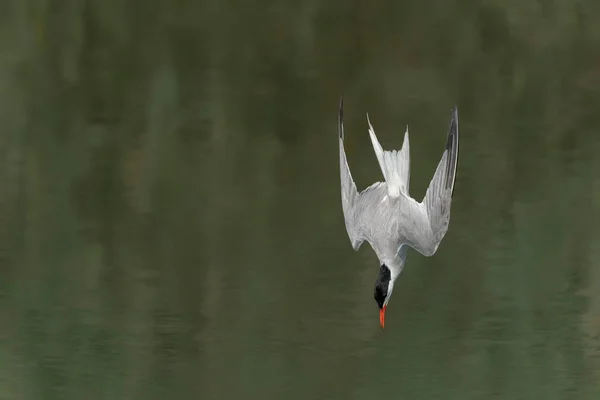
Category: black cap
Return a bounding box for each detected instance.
[374,264,391,309]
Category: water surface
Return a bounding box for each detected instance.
[1,1,600,399]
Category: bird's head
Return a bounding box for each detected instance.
[374,264,395,328]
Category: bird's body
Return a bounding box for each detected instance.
[338,98,460,328]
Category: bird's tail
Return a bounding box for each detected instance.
[367,115,410,198]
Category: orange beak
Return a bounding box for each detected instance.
[379,305,387,329]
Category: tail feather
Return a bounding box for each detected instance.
[367,115,410,198]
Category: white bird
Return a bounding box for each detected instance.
[338,97,459,328]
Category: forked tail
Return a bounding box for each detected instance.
[367,115,410,198]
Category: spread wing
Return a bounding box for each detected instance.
[401,106,460,256]
[338,96,366,250]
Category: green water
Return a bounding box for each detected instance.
[1,1,600,399]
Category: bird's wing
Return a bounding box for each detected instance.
[400,106,460,256]
[339,96,368,250]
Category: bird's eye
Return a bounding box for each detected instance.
[374,285,386,309]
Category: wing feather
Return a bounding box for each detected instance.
[338,96,365,250]
[402,106,460,256]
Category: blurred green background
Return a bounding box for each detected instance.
[1,0,600,399]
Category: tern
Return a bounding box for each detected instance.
[338,97,459,328]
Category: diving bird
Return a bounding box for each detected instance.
[338,97,459,328]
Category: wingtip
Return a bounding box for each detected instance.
[338,95,344,140]
[451,105,458,124]
[366,113,376,135]
[447,104,459,138]
[446,104,460,197]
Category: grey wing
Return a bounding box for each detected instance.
[339,96,364,250]
[402,106,460,256]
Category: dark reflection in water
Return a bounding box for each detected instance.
[1,1,600,399]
